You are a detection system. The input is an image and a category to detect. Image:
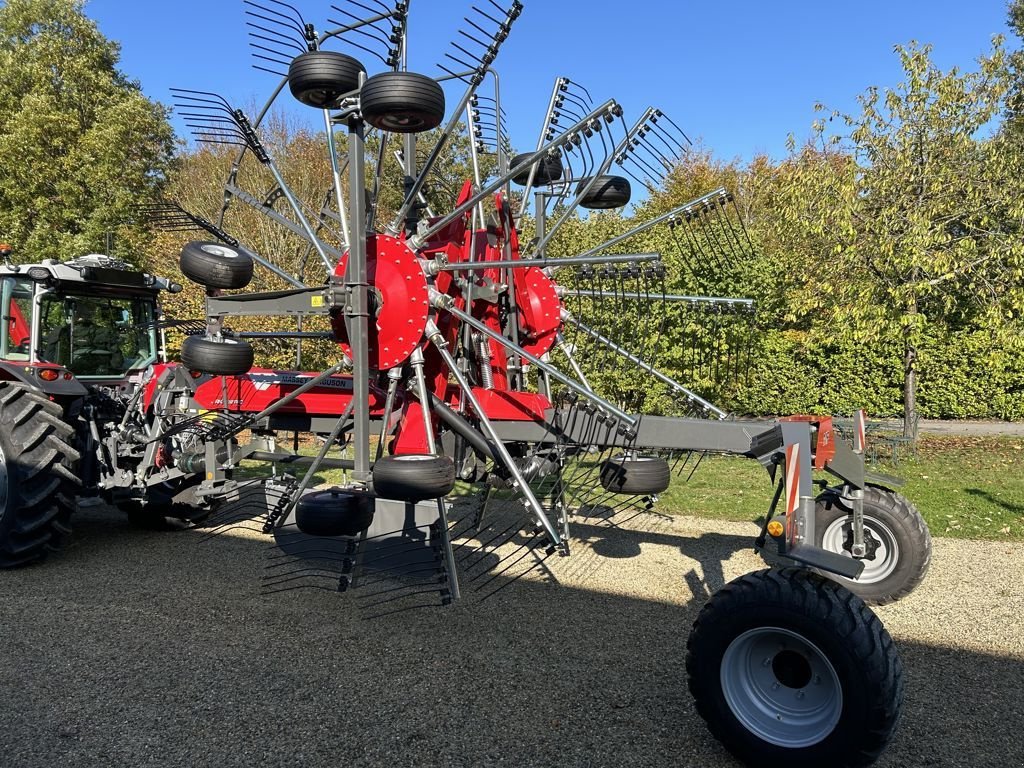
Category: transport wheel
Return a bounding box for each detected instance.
[288,50,365,109]
[687,568,903,768]
[510,152,563,186]
[360,71,446,133]
[598,455,670,494]
[179,241,254,289]
[372,454,456,501]
[814,485,931,605]
[0,383,80,568]
[577,174,631,209]
[181,335,254,376]
[295,488,375,537]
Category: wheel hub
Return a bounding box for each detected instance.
[721,626,843,749]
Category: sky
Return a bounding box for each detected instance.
[86,0,1016,164]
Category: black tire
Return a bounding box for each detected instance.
[295,489,374,537]
[687,568,903,768]
[814,485,931,605]
[510,152,563,186]
[179,241,254,290]
[577,175,631,209]
[0,383,80,568]
[360,71,445,134]
[288,50,365,109]
[599,455,670,494]
[181,336,254,376]
[373,454,456,501]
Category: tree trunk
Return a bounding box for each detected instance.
[902,319,917,439]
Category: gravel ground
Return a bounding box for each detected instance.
[1,505,1022,768]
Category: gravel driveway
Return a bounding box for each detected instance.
[1,505,1022,768]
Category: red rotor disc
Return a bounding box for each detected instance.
[333,233,429,370]
[515,265,561,357]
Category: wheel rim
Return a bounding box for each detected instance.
[0,442,8,519]
[200,244,238,259]
[721,627,843,748]
[821,514,899,584]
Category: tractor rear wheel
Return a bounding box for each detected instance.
[0,383,80,568]
[814,485,931,605]
[687,568,903,768]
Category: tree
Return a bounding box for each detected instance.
[0,0,175,262]
[782,39,1024,434]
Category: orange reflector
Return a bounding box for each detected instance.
[38,368,59,382]
[767,520,785,538]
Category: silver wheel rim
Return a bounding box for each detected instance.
[721,627,842,748]
[392,455,439,462]
[200,244,239,259]
[822,514,899,584]
[0,442,8,519]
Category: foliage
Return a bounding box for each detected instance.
[0,0,174,263]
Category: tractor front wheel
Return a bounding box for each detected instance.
[0,383,80,568]
[687,568,903,768]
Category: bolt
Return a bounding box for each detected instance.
[795,691,805,700]
[771,682,780,691]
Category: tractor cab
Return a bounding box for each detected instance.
[0,253,177,383]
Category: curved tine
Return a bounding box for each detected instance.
[170,88,235,113]
[247,28,307,56]
[243,10,306,47]
[450,40,485,67]
[649,118,689,158]
[249,45,297,67]
[444,51,480,73]
[567,79,594,105]
[655,110,693,147]
[326,9,394,48]
[710,197,745,262]
[331,34,390,65]
[243,0,306,38]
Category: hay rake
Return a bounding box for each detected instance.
[107,2,935,764]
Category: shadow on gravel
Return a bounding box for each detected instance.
[0,505,1021,768]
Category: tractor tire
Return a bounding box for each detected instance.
[372,454,456,501]
[814,485,931,605]
[295,488,374,537]
[687,568,903,768]
[288,50,365,109]
[0,383,80,568]
[599,455,670,494]
[577,175,631,209]
[181,336,254,376]
[510,152,563,186]
[179,241,254,290]
[360,71,445,134]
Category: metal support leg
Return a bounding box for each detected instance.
[426,321,565,553]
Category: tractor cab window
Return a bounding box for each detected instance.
[38,293,158,377]
[0,277,33,362]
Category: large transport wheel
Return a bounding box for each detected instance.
[288,50,365,109]
[372,455,456,501]
[687,568,903,768]
[295,489,374,537]
[510,152,563,186]
[0,383,80,568]
[359,71,446,133]
[179,241,254,290]
[181,335,254,376]
[599,455,670,494]
[577,174,631,209]
[814,485,931,605]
